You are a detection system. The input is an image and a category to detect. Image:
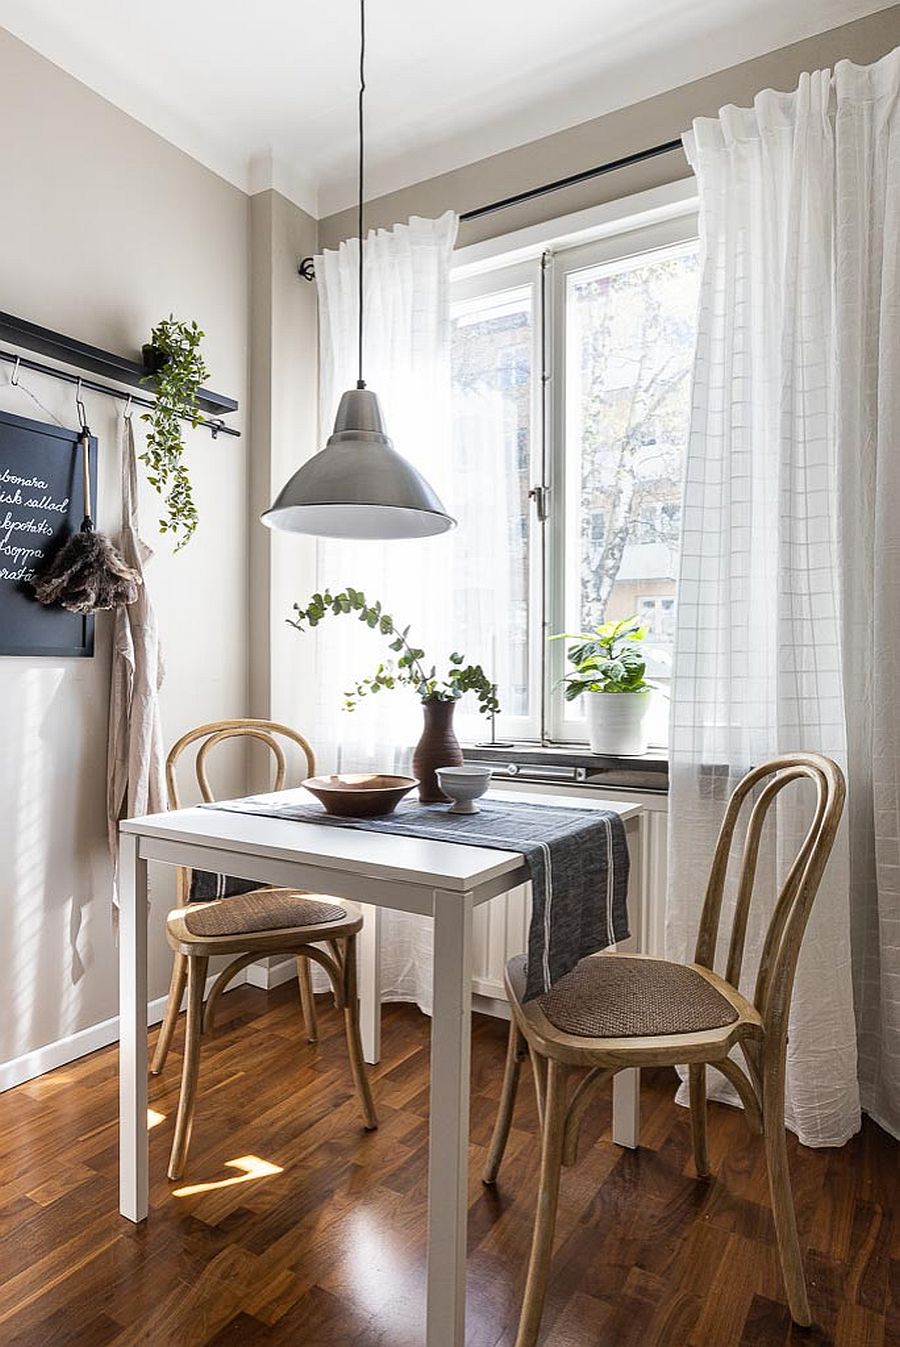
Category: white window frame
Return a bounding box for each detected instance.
[450,259,543,744]
[547,218,700,744]
[451,180,699,750]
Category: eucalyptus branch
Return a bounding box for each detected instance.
[289,586,501,717]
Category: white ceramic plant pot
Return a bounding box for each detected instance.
[584,690,652,756]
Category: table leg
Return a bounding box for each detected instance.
[119,831,149,1221]
[612,1068,641,1148]
[426,888,474,1347]
[359,903,382,1065]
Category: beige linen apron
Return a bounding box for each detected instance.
[107,413,166,894]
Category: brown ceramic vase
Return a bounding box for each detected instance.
[413,698,463,803]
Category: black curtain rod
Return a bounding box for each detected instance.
[0,348,240,438]
[458,137,685,222]
[298,137,686,279]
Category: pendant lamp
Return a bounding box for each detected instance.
[261,0,455,540]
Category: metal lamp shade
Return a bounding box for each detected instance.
[261,387,455,540]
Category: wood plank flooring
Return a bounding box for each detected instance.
[0,982,896,1346]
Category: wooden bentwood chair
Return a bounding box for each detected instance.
[151,719,377,1180]
[485,753,845,1347]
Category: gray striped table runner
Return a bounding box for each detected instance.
[204,795,630,1001]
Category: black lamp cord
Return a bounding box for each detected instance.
[356,0,366,390]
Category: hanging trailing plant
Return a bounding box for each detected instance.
[140,315,208,549]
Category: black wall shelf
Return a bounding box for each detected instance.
[0,311,239,418]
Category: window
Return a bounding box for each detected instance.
[450,266,541,741]
[450,206,699,749]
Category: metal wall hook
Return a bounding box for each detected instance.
[10,355,20,386]
[75,378,88,431]
[0,347,241,438]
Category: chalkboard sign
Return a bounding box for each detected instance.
[0,408,97,657]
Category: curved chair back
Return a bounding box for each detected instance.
[166,718,316,810]
[693,753,845,1044]
[165,719,316,905]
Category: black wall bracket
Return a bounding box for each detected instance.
[0,310,241,436]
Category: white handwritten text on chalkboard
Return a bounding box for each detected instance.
[0,466,70,581]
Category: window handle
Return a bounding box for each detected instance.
[529,484,550,522]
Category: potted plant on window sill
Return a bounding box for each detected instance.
[552,616,654,756]
[289,587,500,802]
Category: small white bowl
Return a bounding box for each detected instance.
[435,764,493,814]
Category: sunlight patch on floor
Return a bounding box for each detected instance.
[171,1154,283,1197]
[148,1109,165,1130]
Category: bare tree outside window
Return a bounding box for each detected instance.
[446,223,700,746]
[567,243,700,674]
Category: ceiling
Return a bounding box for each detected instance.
[0,0,892,216]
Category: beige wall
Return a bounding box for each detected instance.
[0,27,251,1069]
[248,189,319,750]
[319,7,899,252]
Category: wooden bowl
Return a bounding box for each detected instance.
[302,773,418,818]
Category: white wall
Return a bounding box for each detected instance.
[0,28,250,1067]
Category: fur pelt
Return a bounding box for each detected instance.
[33,528,142,614]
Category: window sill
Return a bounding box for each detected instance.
[462,741,668,794]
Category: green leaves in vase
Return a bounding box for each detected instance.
[289,586,501,717]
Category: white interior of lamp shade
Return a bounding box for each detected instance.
[260,502,456,540]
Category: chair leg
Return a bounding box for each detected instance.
[151,953,187,1076]
[689,1063,710,1177]
[167,955,208,1182]
[297,955,318,1043]
[341,934,378,1130]
[203,953,258,1034]
[483,1018,526,1184]
[328,939,344,1007]
[763,1059,811,1326]
[530,1048,548,1134]
[515,1058,569,1347]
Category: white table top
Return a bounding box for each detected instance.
[121,787,642,894]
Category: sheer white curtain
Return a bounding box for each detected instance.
[313,212,458,1011]
[669,50,900,1146]
[836,51,900,1140]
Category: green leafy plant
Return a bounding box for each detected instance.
[289,586,500,717]
[552,615,653,701]
[140,316,208,549]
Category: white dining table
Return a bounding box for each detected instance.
[118,787,644,1347]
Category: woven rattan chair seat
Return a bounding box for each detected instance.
[510,953,740,1039]
[180,889,348,938]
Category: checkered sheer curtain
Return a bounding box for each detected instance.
[668,50,900,1145]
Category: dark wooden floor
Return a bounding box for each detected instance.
[0,983,896,1347]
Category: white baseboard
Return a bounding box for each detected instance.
[473,992,511,1021]
[0,963,508,1094]
[244,956,297,991]
[0,986,172,1095]
[0,962,278,1096]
